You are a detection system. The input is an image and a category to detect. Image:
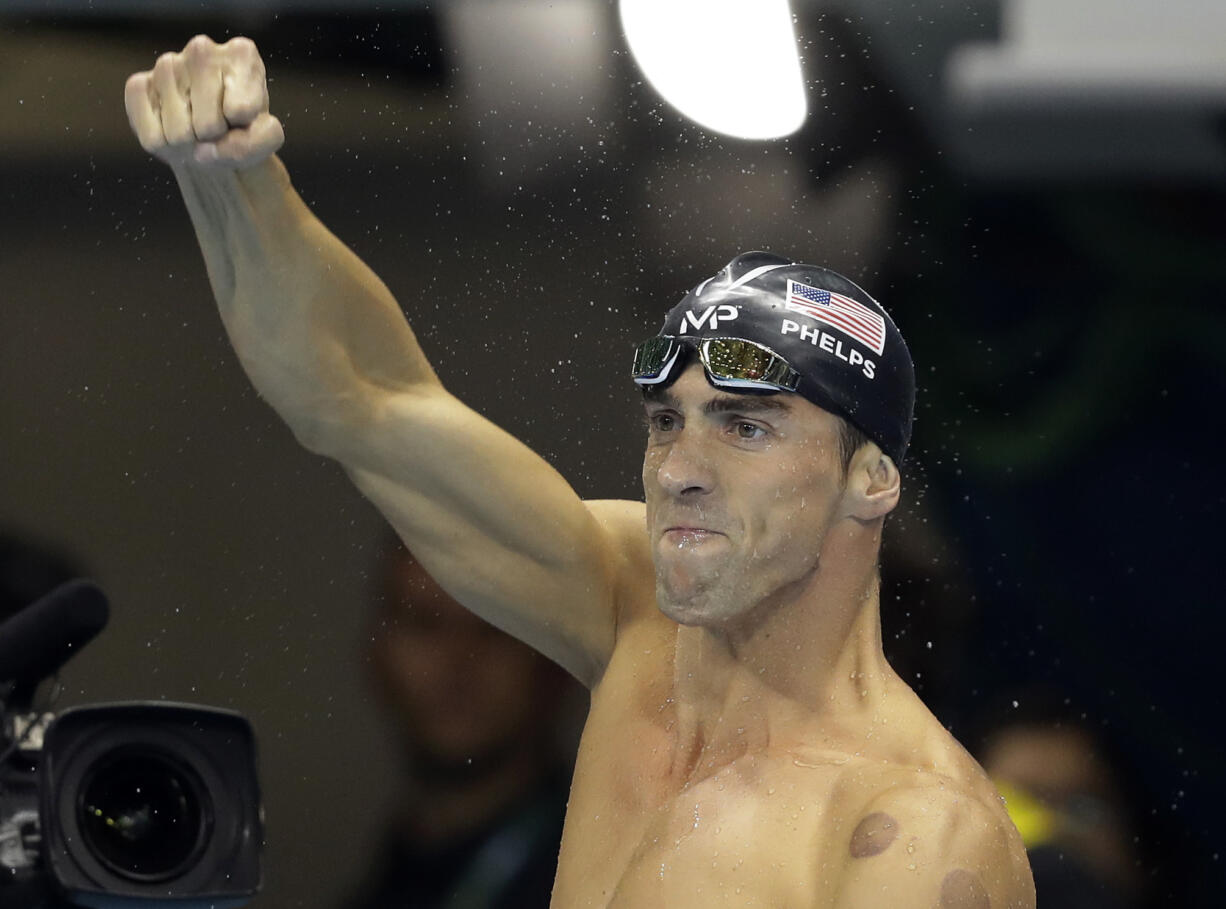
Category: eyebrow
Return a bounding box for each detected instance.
[642,387,792,416]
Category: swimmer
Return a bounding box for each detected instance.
[125,35,1035,908]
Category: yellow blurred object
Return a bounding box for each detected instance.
[993,778,1058,848]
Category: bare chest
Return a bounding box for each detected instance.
[551,665,866,907]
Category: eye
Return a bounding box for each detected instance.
[646,411,678,433]
[733,421,766,441]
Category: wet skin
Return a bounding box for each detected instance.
[551,566,1032,908]
[123,34,1035,906]
[642,364,848,637]
[548,365,1034,907]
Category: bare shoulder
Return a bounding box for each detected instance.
[584,499,649,568]
[583,499,654,622]
[585,498,647,538]
[829,770,1035,909]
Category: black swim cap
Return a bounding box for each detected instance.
[647,251,916,464]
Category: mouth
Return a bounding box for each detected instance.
[662,526,725,542]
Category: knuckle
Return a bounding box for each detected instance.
[183,34,215,62]
[226,36,258,58]
[153,51,178,74]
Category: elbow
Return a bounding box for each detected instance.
[279,383,412,463]
[286,416,341,458]
[279,392,372,461]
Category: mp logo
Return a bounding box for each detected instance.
[678,304,739,335]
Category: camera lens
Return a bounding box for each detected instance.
[76,748,211,882]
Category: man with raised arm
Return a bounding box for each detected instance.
[125,35,1034,908]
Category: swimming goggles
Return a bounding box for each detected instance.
[631,336,801,393]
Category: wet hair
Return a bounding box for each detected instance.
[836,417,871,477]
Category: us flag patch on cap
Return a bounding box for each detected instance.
[785,280,887,355]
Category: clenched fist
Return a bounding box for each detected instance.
[125,35,284,168]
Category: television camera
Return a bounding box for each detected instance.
[0,580,262,908]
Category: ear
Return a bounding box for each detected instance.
[844,444,900,522]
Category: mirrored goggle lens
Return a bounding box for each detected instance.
[631,336,680,384]
[700,338,800,392]
[631,336,800,392]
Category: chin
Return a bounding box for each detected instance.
[655,580,744,629]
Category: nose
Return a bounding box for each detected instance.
[654,429,716,499]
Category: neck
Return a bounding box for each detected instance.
[667,518,899,775]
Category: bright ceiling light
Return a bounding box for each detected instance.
[619,0,807,140]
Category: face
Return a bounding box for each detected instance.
[371,554,559,771]
[642,363,850,632]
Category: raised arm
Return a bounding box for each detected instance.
[124,35,640,685]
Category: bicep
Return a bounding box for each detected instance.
[341,387,644,686]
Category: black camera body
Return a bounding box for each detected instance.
[0,582,263,908]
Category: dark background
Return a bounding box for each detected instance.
[2,1,1222,905]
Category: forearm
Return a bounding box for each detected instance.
[126,36,627,677]
[172,155,437,454]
